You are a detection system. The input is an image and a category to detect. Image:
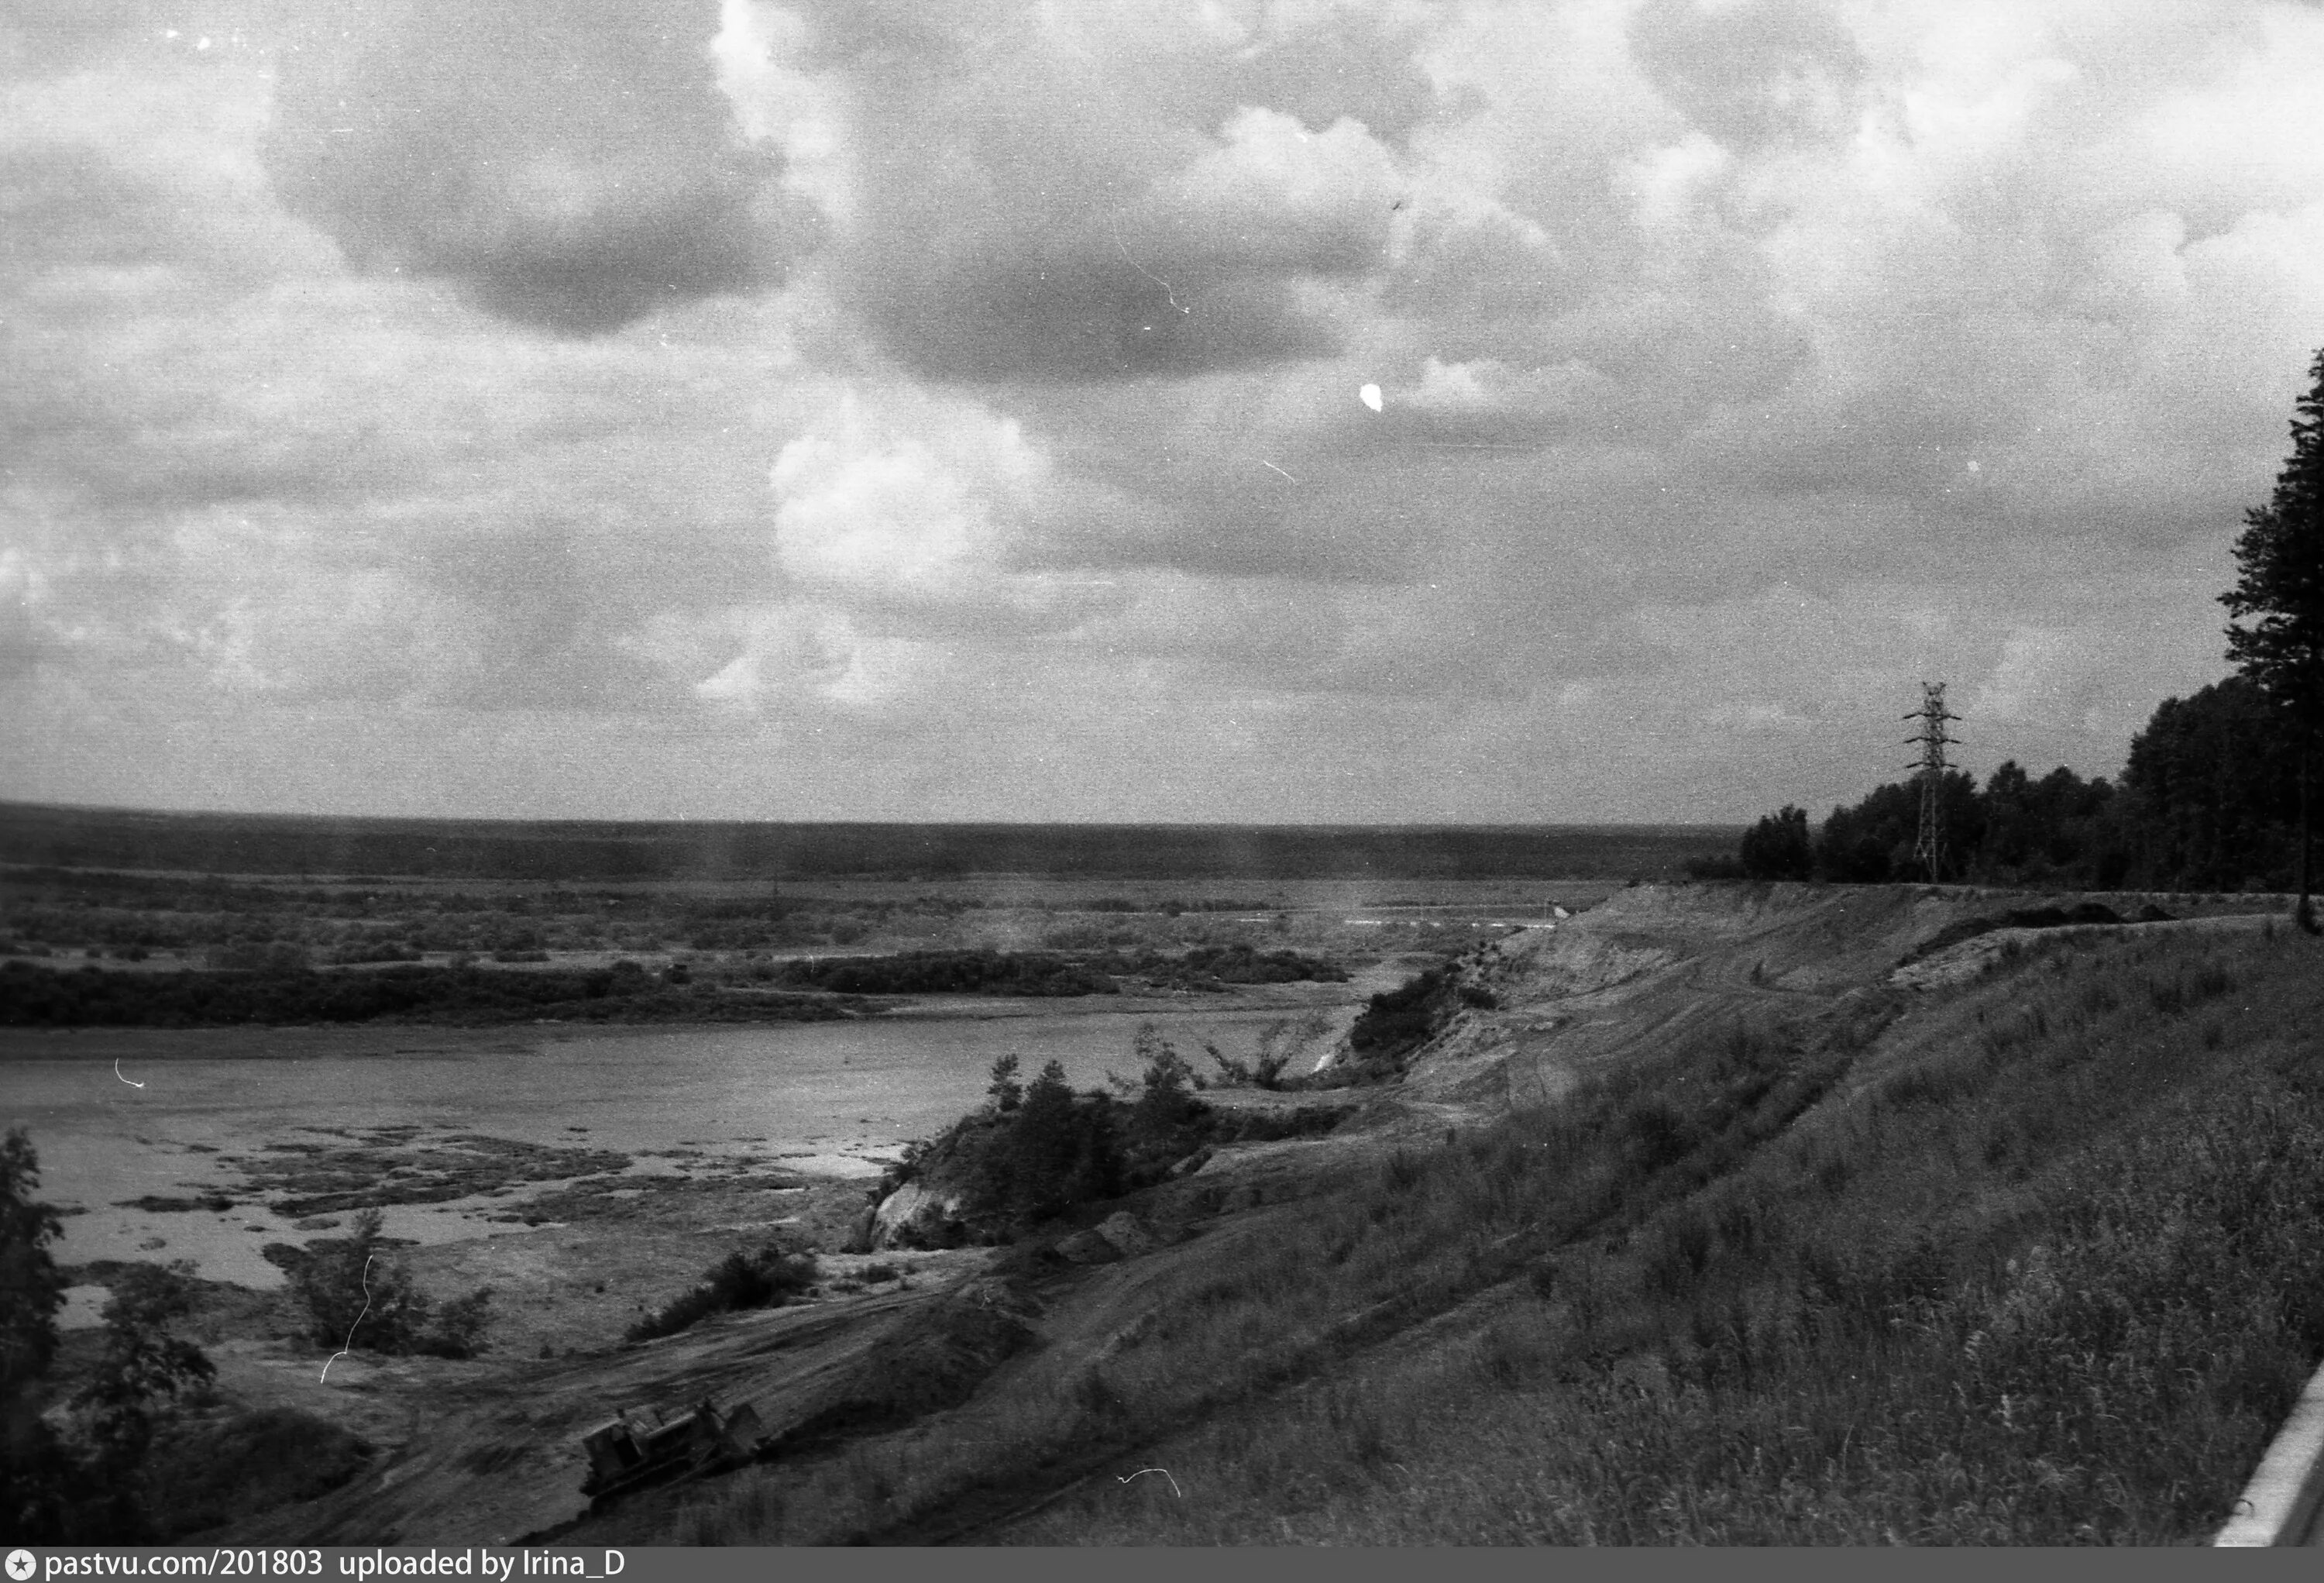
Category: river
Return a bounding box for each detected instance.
[2,974,1395,1293]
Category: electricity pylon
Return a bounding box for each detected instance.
[1906,682,1961,883]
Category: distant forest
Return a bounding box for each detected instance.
[0,807,1734,884]
[1716,676,2304,892]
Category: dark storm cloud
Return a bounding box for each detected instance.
[263,0,817,334]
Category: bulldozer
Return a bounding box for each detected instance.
[578,1396,766,1510]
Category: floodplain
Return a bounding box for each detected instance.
[37,817,2315,1547]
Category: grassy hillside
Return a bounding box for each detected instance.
[649,918,2324,1545]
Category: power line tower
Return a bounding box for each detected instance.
[1906,682,1961,883]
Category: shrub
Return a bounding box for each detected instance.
[1126,1031,1206,1154]
[1208,1020,1307,1090]
[1342,969,1459,1079]
[285,1210,493,1358]
[425,1287,496,1359]
[627,1243,819,1343]
[73,1264,215,1471]
[201,941,311,973]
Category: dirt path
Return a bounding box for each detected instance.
[221,1285,941,1545]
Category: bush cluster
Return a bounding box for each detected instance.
[626,1244,819,1343]
[773,949,1120,997]
[970,1059,1129,1228]
[879,1034,1303,1248]
[277,1210,494,1359]
[769,944,1346,998]
[1328,968,1463,1082]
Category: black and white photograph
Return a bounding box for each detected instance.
[7,0,2324,1552]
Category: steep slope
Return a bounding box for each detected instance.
[1380,883,1986,1117]
[977,907,2324,1544]
[258,881,2305,1547]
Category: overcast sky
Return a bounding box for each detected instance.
[6,0,2322,824]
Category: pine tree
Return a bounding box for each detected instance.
[2223,348,2324,931]
[1002,1060,1081,1223]
[985,1052,1023,1113]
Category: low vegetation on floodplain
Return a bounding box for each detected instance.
[0,859,1356,1028]
[766,943,1345,997]
[660,922,2324,1545]
[0,943,1346,1029]
[0,955,873,1028]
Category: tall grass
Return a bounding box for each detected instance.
[665,928,2324,1545]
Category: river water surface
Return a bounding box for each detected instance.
[5,979,1387,1290]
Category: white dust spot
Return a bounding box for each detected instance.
[1359,384,1384,413]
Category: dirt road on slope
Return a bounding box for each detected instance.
[1400,883,2280,1128]
[218,1284,945,1546]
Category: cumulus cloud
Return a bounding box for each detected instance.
[1383,353,1641,446]
[766,391,1122,628]
[1628,0,1868,150]
[669,602,877,713]
[12,0,2324,821]
[753,0,1439,380]
[263,0,819,333]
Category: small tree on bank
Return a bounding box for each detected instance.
[73,1265,214,1478]
[985,1052,1023,1113]
[2223,347,2324,931]
[289,1210,492,1359]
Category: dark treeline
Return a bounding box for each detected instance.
[753,944,1346,997]
[0,804,1734,883]
[773,950,1120,998]
[0,959,865,1028]
[1716,676,2304,891]
[0,945,1349,1027]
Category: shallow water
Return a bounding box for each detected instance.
[3,990,1366,1287]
